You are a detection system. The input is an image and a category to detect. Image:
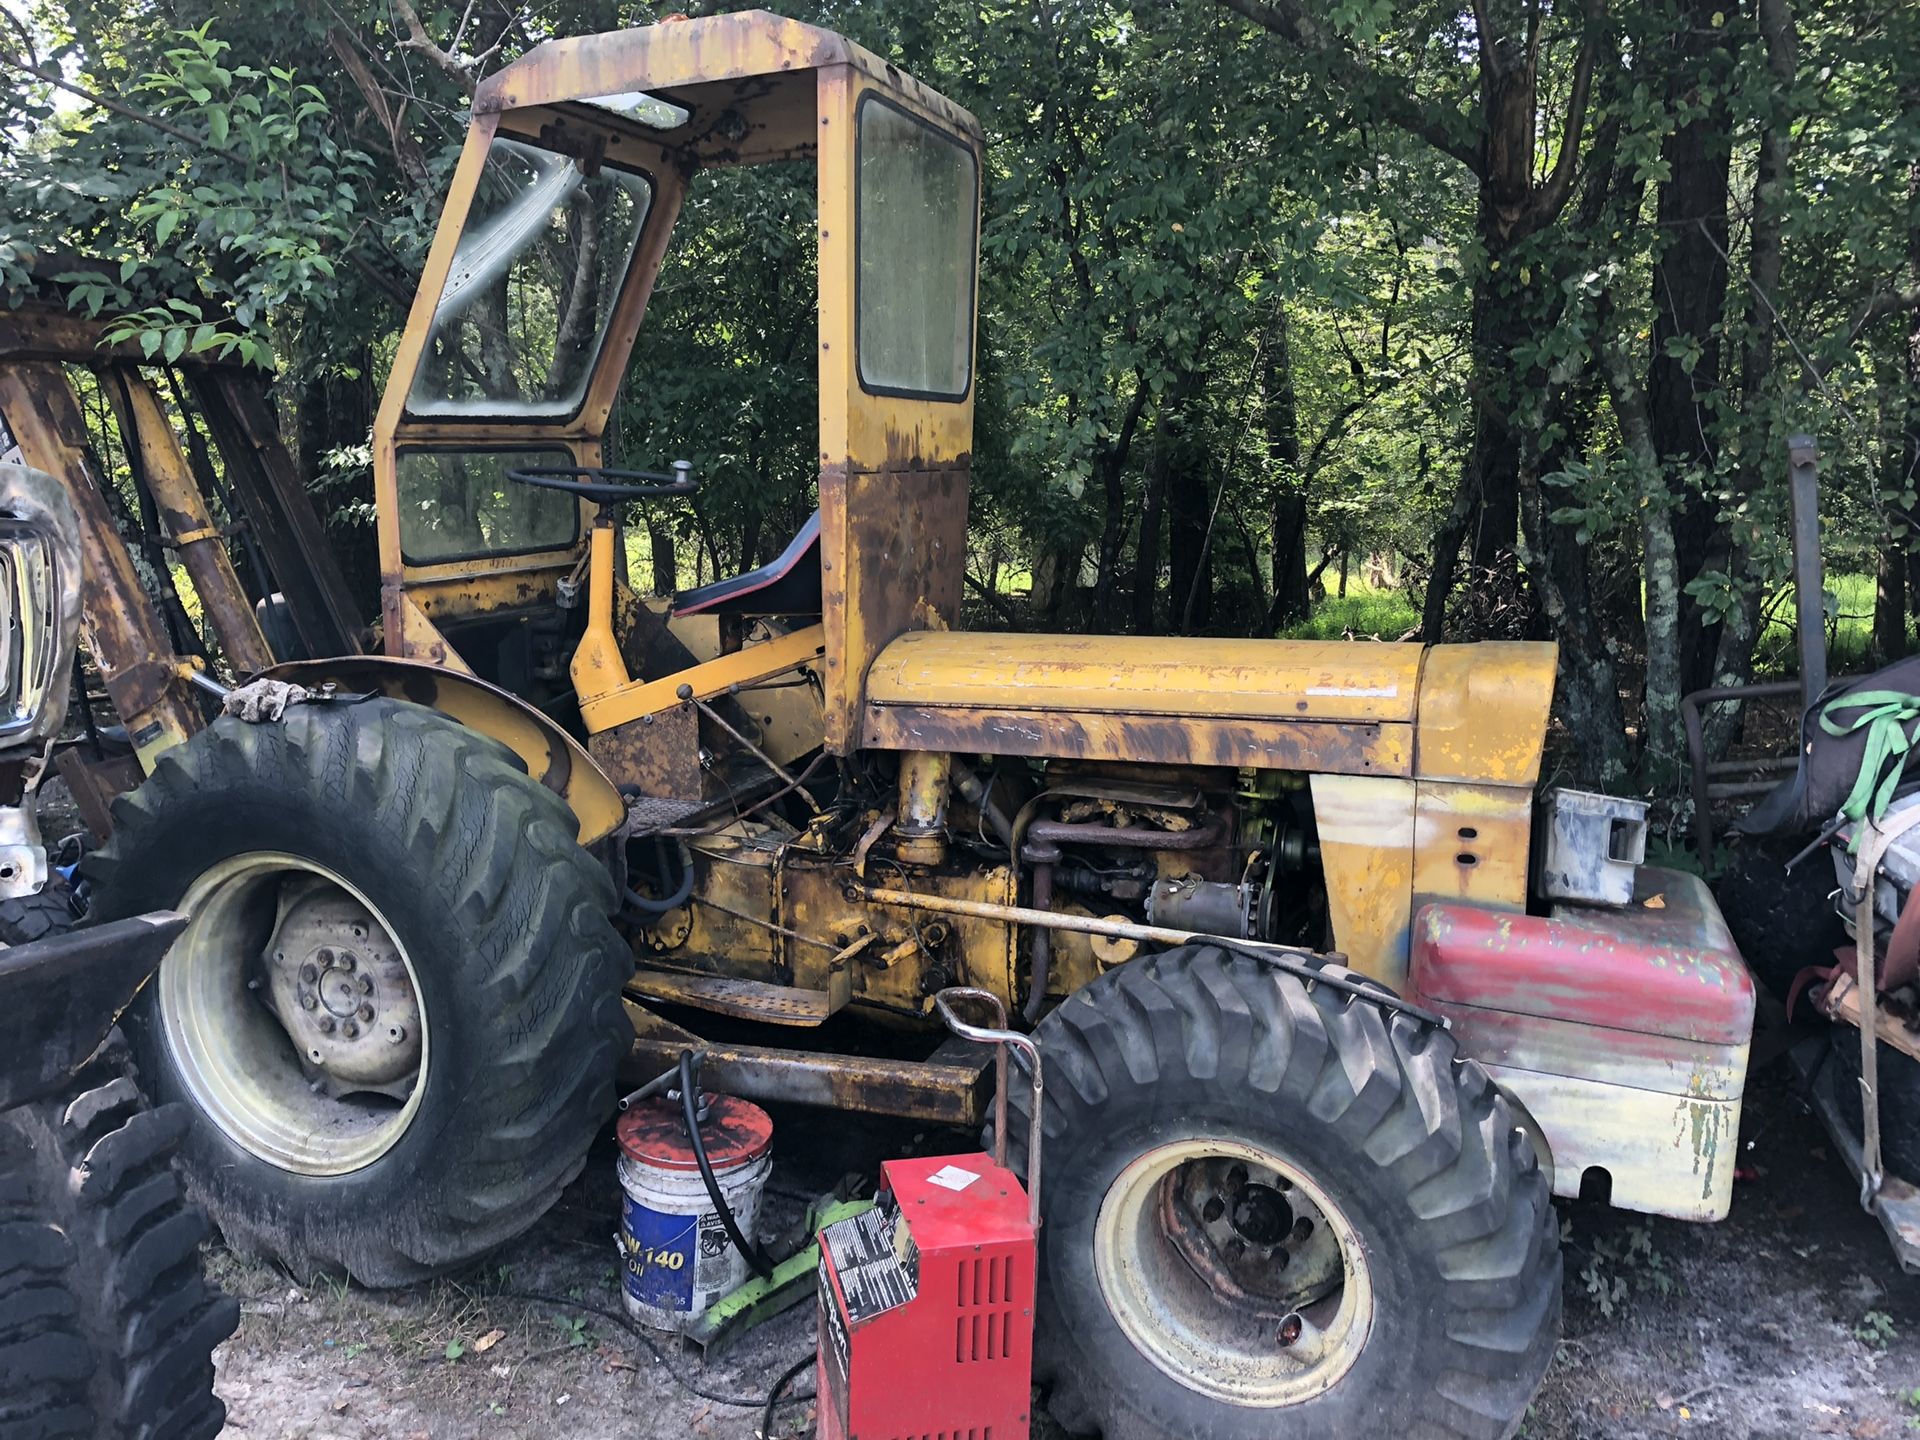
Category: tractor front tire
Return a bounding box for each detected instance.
[0,1037,238,1440]
[86,698,632,1286]
[1009,945,1560,1440]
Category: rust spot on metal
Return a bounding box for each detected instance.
[862,703,1407,777]
[592,701,703,801]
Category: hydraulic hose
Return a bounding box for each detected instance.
[677,1050,775,1280]
[625,837,694,916]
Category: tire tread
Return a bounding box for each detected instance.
[86,698,630,1285]
[1011,946,1559,1440]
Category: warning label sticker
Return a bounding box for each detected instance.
[821,1204,919,1325]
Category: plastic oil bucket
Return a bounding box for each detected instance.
[615,1093,773,1330]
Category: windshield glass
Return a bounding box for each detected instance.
[396,448,577,563]
[408,138,652,417]
[855,97,977,400]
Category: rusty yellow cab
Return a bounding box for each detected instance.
[11,11,1757,1436]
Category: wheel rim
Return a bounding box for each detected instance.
[157,851,429,1176]
[1093,1137,1374,1407]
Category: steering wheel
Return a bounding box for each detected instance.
[504,459,698,502]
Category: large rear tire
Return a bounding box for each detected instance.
[85,698,632,1285]
[0,1037,238,1440]
[1009,945,1560,1440]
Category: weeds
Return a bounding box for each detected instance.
[1565,1221,1676,1319]
[1857,1309,1898,1349]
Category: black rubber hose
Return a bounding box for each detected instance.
[761,1353,816,1439]
[625,837,694,916]
[679,1049,775,1280]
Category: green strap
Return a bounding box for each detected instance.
[1819,689,1920,850]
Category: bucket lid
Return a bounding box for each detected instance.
[617,1093,773,1173]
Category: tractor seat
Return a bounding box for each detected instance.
[673,510,822,617]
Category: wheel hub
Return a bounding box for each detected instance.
[1167,1157,1345,1312]
[265,884,421,1097]
[1093,1138,1374,1407]
[159,851,429,1176]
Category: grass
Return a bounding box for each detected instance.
[1752,569,1878,677]
[1277,579,1420,641]
[1272,569,1882,662]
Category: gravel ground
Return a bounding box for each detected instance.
[201,1062,1920,1440]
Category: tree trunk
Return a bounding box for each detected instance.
[547,191,603,401]
[1132,422,1172,635]
[1133,370,1203,635]
[1265,312,1311,629]
[1876,537,1907,663]
[1602,338,1685,775]
[1520,448,1631,785]
[1424,47,1540,636]
[1092,385,1151,622]
[648,520,677,596]
[1168,455,1213,634]
[1902,143,1920,657]
[295,352,377,613]
[1647,0,1735,697]
[1703,0,1797,757]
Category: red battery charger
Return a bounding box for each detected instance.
[815,989,1043,1440]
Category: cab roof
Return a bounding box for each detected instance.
[472,9,982,143]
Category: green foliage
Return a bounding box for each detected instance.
[1568,1221,1677,1320]
[1857,1308,1898,1350]
[1,20,373,368]
[1,0,1917,780]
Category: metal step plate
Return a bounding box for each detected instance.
[627,969,836,1027]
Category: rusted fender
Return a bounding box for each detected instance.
[260,656,625,845]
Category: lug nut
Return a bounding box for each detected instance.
[343,1020,359,1039]
[318,1016,335,1033]
[339,952,357,972]
[315,948,333,967]
[358,974,374,995]
[299,993,318,1011]
[358,1002,375,1022]
[299,963,318,984]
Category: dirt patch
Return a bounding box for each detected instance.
[1529,1066,1920,1440]
[204,1070,1920,1440]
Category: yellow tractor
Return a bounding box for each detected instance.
[0,13,1758,1437]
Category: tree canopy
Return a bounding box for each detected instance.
[3,0,1918,793]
